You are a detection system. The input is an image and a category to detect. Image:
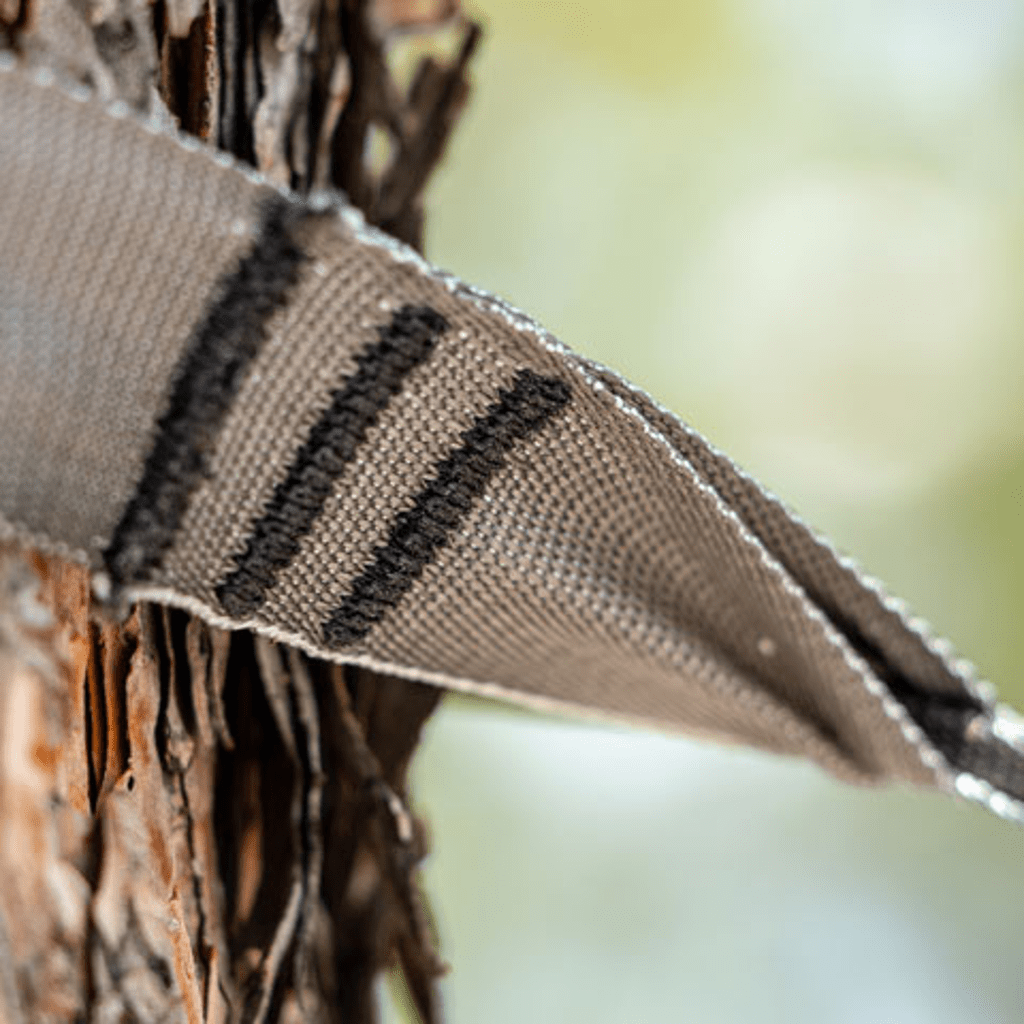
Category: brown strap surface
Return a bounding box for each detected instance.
[2,57,1022,820]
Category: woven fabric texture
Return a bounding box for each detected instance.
[0,65,267,553]
[2,59,1023,814]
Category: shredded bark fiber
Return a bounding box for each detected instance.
[0,1,478,1020]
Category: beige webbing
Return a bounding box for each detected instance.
[1,56,1022,820]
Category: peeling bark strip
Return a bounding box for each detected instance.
[323,369,572,646]
[216,304,450,618]
[104,197,311,588]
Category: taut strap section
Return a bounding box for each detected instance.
[216,304,451,618]
[105,197,313,590]
[321,368,571,647]
[1,56,1022,823]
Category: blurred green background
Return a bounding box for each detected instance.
[386,2,1024,1021]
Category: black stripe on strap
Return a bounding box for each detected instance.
[104,196,309,587]
[827,606,1024,800]
[216,304,450,618]
[322,368,572,648]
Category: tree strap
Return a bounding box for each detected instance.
[2,57,1022,820]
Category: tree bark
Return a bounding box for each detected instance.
[0,2,478,1020]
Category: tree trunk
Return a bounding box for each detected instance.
[0,3,478,1021]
